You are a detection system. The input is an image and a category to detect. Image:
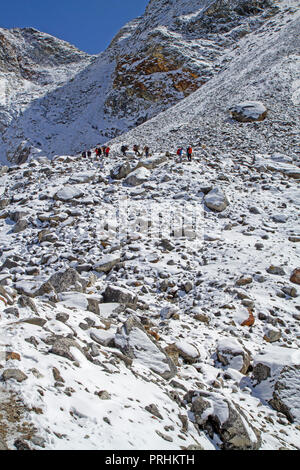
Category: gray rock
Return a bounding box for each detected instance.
[124,167,150,186]
[49,268,87,294]
[230,101,267,123]
[56,312,69,323]
[50,336,85,362]
[269,365,300,424]
[103,285,138,305]
[191,392,261,450]
[54,185,83,202]
[216,338,251,375]
[204,187,229,212]
[145,404,163,419]
[114,316,177,380]
[18,295,38,313]
[110,162,132,180]
[12,219,29,233]
[266,266,286,276]
[2,369,28,382]
[94,255,120,273]
[136,154,167,170]
[264,325,281,343]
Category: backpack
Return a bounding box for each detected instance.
[177,148,181,156]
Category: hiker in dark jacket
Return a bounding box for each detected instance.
[133,144,141,156]
[121,145,128,157]
[143,146,150,157]
[82,151,87,158]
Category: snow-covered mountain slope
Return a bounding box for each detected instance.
[0,0,281,164]
[0,27,93,162]
[108,0,300,159]
[0,0,299,452]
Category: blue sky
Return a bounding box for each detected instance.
[1,0,149,54]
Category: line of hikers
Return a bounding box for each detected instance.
[121,145,150,158]
[81,144,193,162]
[81,146,110,159]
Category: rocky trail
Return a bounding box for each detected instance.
[0,142,299,449]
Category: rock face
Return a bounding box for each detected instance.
[204,187,229,212]
[230,101,267,122]
[189,391,261,450]
[114,316,177,379]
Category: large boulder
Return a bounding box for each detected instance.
[290,268,300,285]
[269,365,300,424]
[114,316,177,380]
[48,268,87,294]
[135,154,167,170]
[252,345,300,424]
[216,338,251,375]
[1,369,28,383]
[204,187,229,212]
[68,172,95,184]
[189,391,261,450]
[171,340,201,364]
[50,336,86,362]
[103,285,137,305]
[94,255,120,273]
[124,167,150,186]
[230,101,267,122]
[110,162,132,180]
[54,185,83,202]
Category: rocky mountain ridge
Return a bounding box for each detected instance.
[0,0,281,164]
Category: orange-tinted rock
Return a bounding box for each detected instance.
[6,352,21,361]
[290,268,300,285]
[241,309,255,327]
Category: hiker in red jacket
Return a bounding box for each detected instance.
[187,145,193,162]
[177,147,183,162]
[105,146,110,157]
